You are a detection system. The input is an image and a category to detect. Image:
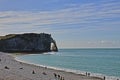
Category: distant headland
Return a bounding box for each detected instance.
[0,33,58,53]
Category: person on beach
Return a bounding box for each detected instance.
[88,73,90,76]
[103,76,105,80]
[32,70,35,74]
[53,73,57,78]
[86,72,87,76]
[62,77,65,80]
[58,74,60,79]
[60,76,63,80]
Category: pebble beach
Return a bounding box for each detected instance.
[0,52,103,80]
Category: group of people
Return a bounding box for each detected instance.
[32,70,65,80]
[85,72,90,76]
[53,73,64,80]
[103,76,119,80]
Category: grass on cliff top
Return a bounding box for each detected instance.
[0,34,16,40]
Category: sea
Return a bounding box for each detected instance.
[16,48,120,80]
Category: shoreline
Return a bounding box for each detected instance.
[15,55,103,79]
[15,55,120,80]
[0,52,119,80]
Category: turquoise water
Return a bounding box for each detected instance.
[17,48,120,78]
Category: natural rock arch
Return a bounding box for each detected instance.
[50,39,58,52]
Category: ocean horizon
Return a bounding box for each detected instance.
[16,48,120,79]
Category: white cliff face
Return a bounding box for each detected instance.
[0,33,58,53]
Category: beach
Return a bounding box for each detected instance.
[0,52,103,80]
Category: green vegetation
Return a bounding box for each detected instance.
[0,34,16,40]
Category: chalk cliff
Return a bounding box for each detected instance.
[0,33,58,53]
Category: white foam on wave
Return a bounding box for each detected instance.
[15,57,120,80]
[43,52,57,55]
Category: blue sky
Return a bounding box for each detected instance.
[0,0,120,48]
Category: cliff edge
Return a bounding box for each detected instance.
[0,33,58,53]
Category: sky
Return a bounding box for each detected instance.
[0,0,120,48]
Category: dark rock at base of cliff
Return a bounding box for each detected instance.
[0,33,58,53]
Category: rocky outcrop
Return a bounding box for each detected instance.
[0,33,58,53]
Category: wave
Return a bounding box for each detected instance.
[43,52,57,55]
[15,57,120,80]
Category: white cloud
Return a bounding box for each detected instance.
[1,1,120,21]
[0,0,120,36]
